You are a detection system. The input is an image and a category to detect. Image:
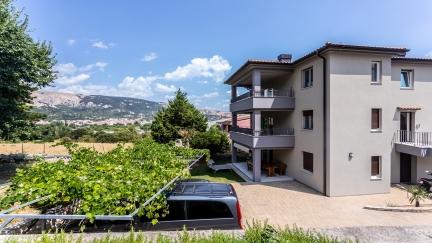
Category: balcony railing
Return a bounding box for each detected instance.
[231,88,294,103]
[231,127,294,136]
[394,130,432,147]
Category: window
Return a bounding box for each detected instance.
[302,67,313,88]
[371,156,381,179]
[187,201,233,219]
[160,200,186,221]
[371,108,381,131]
[400,70,413,89]
[302,110,313,130]
[303,152,314,173]
[371,61,381,83]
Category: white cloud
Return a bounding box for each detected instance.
[426,51,432,58]
[53,62,108,87]
[67,39,76,46]
[117,76,157,98]
[164,55,231,82]
[154,83,177,93]
[141,52,158,62]
[202,92,219,98]
[80,62,108,72]
[58,84,114,95]
[55,73,90,85]
[55,63,78,75]
[197,80,208,84]
[91,40,115,49]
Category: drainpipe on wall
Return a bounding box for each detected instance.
[317,51,328,196]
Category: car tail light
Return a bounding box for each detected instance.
[236,200,243,229]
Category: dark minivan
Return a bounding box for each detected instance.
[139,181,242,230]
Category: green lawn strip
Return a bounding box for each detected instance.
[190,162,244,183]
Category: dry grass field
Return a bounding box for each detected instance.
[0,143,133,155]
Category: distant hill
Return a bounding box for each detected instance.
[32,91,229,124]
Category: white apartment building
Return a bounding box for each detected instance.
[225,43,432,196]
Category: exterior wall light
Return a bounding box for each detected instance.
[348,152,354,160]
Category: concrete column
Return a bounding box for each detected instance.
[231,144,237,164]
[252,148,261,182]
[252,70,261,96]
[231,86,237,99]
[252,110,261,135]
[232,113,237,128]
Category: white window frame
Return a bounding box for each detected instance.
[371,61,382,84]
[370,156,382,180]
[302,67,313,89]
[371,108,382,132]
[400,69,414,89]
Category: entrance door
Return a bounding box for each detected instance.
[400,153,412,183]
[400,112,413,142]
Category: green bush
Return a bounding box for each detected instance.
[0,139,207,223]
[190,125,230,155]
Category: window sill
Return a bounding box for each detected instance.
[370,82,382,85]
[301,86,313,90]
[301,169,313,175]
[400,87,414,90]
[302,128,313,132]
[370,176,382,181]
[370,129,382,133]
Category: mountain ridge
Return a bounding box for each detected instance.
[32,91,229,125]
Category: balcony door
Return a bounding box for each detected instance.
[400,112,414,142]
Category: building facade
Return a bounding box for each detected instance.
[225,43,432,196]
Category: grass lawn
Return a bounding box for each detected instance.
[190,162,244,183]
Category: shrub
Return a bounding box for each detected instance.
[190,126,230,155]
[0,139,207,223]
[406,185,429,207]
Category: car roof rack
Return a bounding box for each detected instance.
[170,182,234,197]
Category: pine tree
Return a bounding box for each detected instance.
[151,90,207,143]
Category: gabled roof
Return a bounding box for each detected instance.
[224,42,410,85]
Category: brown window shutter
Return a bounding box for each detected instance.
[303,152,314,173]
[371,156,380,176]
[371,109,380,129]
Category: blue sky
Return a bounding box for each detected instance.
[16,0,432,110]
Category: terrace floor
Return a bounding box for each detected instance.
[232,181,432,229]
[231,162,294,183]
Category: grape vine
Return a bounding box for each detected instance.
[0,139,208,223]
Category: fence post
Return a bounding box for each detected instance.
[43,143,46,154]
[21,143,24,154]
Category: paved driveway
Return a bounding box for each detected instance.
[232,181,432,228]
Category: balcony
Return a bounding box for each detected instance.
[230,88,295,112]
[230,127,295,149]
[394,130,432,157]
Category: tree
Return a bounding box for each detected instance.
[190,125,230,155]
[0,0,56,140]
[151,90,207,143]
[407,185,429,207]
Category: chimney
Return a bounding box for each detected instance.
[277,53,292,63]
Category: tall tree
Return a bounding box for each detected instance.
[0,0,56,140]
[151,90,207,143]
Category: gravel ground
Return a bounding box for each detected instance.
[319,226,432,243]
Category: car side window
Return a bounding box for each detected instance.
[161,200,186,221]
[187,201,233,219]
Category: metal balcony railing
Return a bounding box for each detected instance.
[231,88,294,103]
[394,130,432,147]
[231,127,294,136]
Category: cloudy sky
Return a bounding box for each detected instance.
[16,0,432,110]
